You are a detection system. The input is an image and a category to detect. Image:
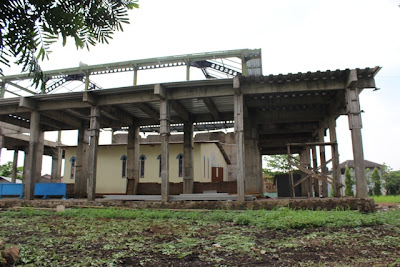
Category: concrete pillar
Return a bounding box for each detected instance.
[84,73,90,91]
[311,146,320,197]
[126,124,140,195]
[74,127,89,197]
[24,111,43,200]
[318,129,328,197]
[23,147,29,182]
[160,100,170,202]
[183,122,194,194]
[50,147,63,183]
[234,94,246,202]
[244,119,261,194]
[1,82,5,98]
[346,88,368,198]
[133,67,138,86]
[11,150,18,183]
[241,56,248,77]
[186,63,190,81]
[87,107,100,201]
[329,117,341,197]
[0,128,4,166]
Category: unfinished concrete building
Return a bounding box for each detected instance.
[0,49,381,202]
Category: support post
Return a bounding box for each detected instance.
[329,117,341,197]
[23,147,29,182]
[318,129,328,197]
[87,107,100,201]
[24,111,42,200]
[11,150,18,183]
[244,119,261,194]
[346,88,368,197]
[234,94,246,202]
[186,62,190,81]
[0,128,3,165]
[74,127,90,197]
[1,82,5,98]
[133,67,138,86]
[241,55,248,77]
[311,146,320,197]
[160,100,170,202]
[183,122,194,194]
[126,124,140,195]
[84,73,90,91]
[50,148,63,183]
[300,148,311,197]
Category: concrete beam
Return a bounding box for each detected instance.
[346,69,358,88]
[83,91,97,106]
[136,103,159,119]
[101,106,135,126]
[199,98,220,121]
[19,97,36,110]
[0,121,30,134]
[170,100,190,122]
[154,84,167,100]
[42,111,83,129]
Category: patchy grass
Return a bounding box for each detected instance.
[3,207,399,229]
[0,208,399,266]
[373,195,400,203]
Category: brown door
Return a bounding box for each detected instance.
[211,167,223,182]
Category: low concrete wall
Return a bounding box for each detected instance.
[136,181,237,195]
[0,197,376,212]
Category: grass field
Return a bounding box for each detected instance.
[372,195,400,203]
[1,208,399,266]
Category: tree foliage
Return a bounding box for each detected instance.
[0,0,138,84]
[0,161,12,177]
[263,155,299,175]
[371,167,382,196]
[262,154,300,182]
[382,164,400,195]
[344,167,354,197]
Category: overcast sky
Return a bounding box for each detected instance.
[1,0,400,171]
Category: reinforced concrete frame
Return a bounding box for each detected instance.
[0,50,380,202]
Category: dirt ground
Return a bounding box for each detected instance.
[1,213,399,266]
